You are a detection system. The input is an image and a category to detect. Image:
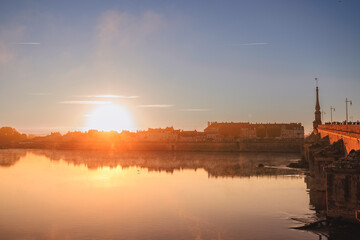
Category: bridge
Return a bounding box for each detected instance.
[317,124,360,153]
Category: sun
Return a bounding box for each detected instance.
[84,104,134,132]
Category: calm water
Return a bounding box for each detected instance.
[0,149,319,240]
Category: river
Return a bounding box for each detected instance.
[0,149,328,239]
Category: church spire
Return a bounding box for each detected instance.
[313,78,322,130]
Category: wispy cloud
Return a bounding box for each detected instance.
[59,101,112,104]
[13,42,40,45]
[235,42,269,46]
[87,94,139,99]
[137,104,173,108]
[29,92,50,96]
[180,108,209,112]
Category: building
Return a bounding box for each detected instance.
[204,122,254,141]
[136,127,180,142]
[204,122,304,141]
[178,130,206,142]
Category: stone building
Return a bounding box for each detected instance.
[178,130,206,142]
[204,122,304,142]
[136,127,180,142]
[204,122,255,141]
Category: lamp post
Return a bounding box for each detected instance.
[346,98,352,124]
[330,106,335,124]
[322,111,326,122]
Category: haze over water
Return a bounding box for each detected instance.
[0,150,319,240]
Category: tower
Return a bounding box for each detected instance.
[313,78,322,130]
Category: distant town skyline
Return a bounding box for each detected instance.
[1,0,359,134]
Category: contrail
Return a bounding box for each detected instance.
[59,101,112,105]
[137,104,174,108]
[234,42,269,46]
[180,108,209,112]
[87,95,139,99]
[14,42,41,45]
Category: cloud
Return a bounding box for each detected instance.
[13,42,40,45]
[87,95,139,99]
[59,101,112,104]
[137,104,173,108]
[235,42,269,46]
[180,108,209,112]
[29,92,50,96]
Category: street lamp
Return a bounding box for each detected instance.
[330,106,335,124]
[346,98,352,124]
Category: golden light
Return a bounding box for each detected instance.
[84,104,134,132]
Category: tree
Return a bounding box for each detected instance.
[0,127,27,146]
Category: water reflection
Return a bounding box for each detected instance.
[27,149,302,178]
[0,149,26,167]
[0,149,316,240]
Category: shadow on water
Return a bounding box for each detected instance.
[293,220,360,240]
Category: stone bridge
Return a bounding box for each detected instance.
[317,125,360,153]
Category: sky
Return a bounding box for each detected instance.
[0,0,359,134]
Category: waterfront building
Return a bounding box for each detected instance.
[136,127,179,142]
[178,130,206,142]
[204,122,304,141]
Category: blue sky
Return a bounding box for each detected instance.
[0,0,359,134]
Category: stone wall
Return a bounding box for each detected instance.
[326,169,360,223]
[305,176,326,213]
[325,150,360,223]
[307,136,330,175]
[309,139,346,191]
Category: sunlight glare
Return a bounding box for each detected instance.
[85,104,134,132]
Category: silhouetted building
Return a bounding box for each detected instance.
[178,130,205,142]
[204,122,304,141]
[136,127,179,142]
